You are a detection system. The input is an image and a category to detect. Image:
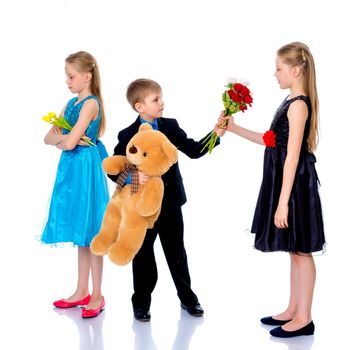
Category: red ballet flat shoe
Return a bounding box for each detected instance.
[82,297,105,318]
[53,295,91,308]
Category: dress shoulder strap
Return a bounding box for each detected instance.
[288,95,309,104]
[81,95,100,106]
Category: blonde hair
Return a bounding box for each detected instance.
[277,42,319,152]
[126,79,161,111]
[65,51,106,138]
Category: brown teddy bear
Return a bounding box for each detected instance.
[90,123,178,265]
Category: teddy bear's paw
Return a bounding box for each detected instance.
[108,244,135,266]
[137,204,160,218]
[137,208,152,217]
[90,235,113,256]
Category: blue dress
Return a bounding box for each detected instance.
[41,96,109,247]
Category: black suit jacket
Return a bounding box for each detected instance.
[109,117,219,209]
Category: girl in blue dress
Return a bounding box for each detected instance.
[41,51,109,318]
[218,42,325,338]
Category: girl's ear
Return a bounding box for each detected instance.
[293,65,302,77]
[85,72,92,82]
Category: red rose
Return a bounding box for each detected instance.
[244,95,253,104]
[262,130,276,148]
[232,92,242,103]
[240,86,250,96]
[239,104,248,112]
[234,83,243,92]
[228,89,242,103]
[228,89,235,100]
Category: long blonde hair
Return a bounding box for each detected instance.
[65,51,106,138]
[277,42,319,152]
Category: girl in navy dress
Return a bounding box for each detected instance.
[41,51,109,318]
[219,42,325,337]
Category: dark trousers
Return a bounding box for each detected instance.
[131,206,199,310]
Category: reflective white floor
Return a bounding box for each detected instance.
[2,213,348,350]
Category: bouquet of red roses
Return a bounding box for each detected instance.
[201,80,253,153]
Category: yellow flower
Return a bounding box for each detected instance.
[42,112,56,122]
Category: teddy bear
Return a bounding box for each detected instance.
[90,123,178,265]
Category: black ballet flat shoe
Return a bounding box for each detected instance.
[260,316,292,326]
[133,308,151,322]
[270,321,315,338]
[180,303,204,317]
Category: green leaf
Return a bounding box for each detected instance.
[201,131,214,145]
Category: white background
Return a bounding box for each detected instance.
[1,0,349,349]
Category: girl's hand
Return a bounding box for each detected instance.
[274,204,289,229]
[78,135,91,146]
[138,170,149,185]
[218,111,235,133]
[47,126,61,136]
[52,126,62,134]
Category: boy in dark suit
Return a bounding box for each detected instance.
[110,78,220,321]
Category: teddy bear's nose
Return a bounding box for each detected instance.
[129,145,138,154]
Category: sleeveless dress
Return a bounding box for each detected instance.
[40,96,109,247]
[251,96,326,253]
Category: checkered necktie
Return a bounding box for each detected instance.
[116,164,139,194]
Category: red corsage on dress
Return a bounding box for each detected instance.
[262,130,276,148]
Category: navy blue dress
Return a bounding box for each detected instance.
[251,96,326,253]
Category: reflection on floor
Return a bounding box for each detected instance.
[3,229,344,350]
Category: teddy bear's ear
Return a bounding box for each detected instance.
[161,139,178,165]
[139,123,152,132]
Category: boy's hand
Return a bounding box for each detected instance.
[214,123,226,137]
[214,111,228,137]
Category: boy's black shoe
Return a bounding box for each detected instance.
[180,303,204,317]
[133,308,151,322]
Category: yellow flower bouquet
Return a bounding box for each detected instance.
[42,112,95,146]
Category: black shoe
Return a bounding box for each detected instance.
[260,316,292,326]
[270,321,315,338]
[133,308,151,322]
[181,303,204,317]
